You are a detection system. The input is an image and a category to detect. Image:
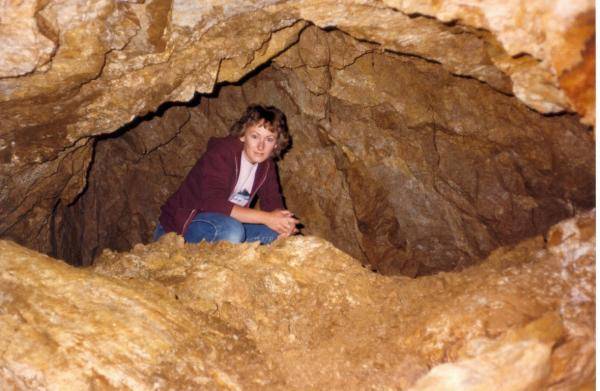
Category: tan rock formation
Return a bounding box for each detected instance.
[1,209,592,389]
[88,208,600,388]
[0,240,283,389]
[0,1,594,266]
[378,0,596,124]
[56,26,594,275]
[409,339,554,390]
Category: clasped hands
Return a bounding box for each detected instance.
[267,209,300,239]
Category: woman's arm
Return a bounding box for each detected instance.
[196,140,237,215]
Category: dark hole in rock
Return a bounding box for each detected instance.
[44,26,594,275]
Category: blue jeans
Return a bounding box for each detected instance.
[153,212,278,245]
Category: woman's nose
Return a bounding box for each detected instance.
[257,140,265,150]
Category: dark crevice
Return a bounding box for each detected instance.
[49,199,61,259]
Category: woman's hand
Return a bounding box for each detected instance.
[231,206,299,238]
[266,209,299,236]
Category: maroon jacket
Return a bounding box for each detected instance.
[159,136,285,235]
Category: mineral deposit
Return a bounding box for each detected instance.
[1,210,594,389]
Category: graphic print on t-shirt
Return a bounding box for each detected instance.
[229,189,251,206]
[229,151,258,207]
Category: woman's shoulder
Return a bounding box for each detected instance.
[207,135,243,153]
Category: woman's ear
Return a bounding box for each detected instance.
[239,126,248,143]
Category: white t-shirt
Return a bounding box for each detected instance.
[228,151,258,207]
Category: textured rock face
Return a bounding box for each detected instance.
[0,242,282,389]
[0,0,595,267]
[1,210,595,389]
[56,27,594,275]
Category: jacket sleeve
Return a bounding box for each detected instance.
[258,162,285,212]
[197,144,237,216]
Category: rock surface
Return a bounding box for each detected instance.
[0,241,282,389]
[56,27,594,275]
[1,210,595,389]
[0,1,595,265]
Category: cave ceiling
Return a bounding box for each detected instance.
[0,0,595,272]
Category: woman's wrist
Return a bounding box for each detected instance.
[231,205,272,225]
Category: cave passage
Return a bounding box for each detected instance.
[31,27,598,275]
[0,3,596,389]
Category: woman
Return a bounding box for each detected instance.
[154,105,299,244]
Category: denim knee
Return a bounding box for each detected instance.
[185,213,245,244]
[216,218,245,243]
[256,228,278,245]
[153,223,166,241]
[243,224,278,245]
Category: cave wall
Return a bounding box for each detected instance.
[56,27,594,275]
[0,1,595,265]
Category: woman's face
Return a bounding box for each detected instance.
[240,123,277,164]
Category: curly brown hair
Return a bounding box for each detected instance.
[229,105,290,158]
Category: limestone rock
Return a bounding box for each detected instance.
[409,340,553,391]
[0,207,594,389]
[379,0,596,124]
[0,137,93,256]
[0,0,56,78]
[0,238,283,389]
[90,210,594,389]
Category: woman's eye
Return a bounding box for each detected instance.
[267,138,274,143]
